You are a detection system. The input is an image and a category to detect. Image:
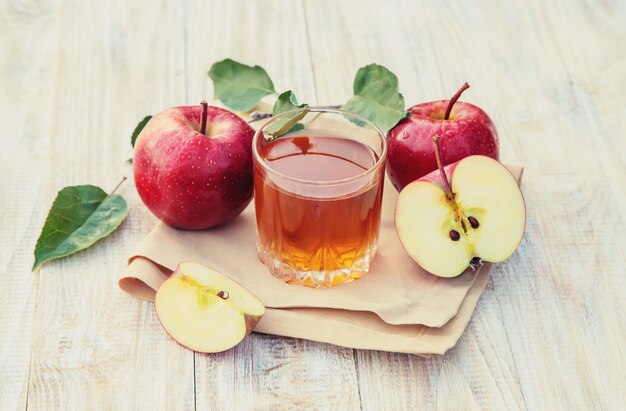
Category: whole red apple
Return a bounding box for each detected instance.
[134,102,255,229]
[387,83,499,191]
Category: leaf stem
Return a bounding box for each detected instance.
[200,100,208,135]
[247,104,342,124]
[432,136,454,201]
[110,176,127,195]
[247,112,273,123]
[444,82,470,120]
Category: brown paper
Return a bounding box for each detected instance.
[119,101,523,355]
[120,255,495,356]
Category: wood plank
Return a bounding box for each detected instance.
[541,0,626,215]
[418,0,626,409]
[186,1,360,410]
[304,0,626,409]
[24,1,195,409]
[2,0,623,409]
[303,0,528,409]
[0,1,57,408]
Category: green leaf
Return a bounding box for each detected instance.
[341,63,407,132]
[285,123,305,133]
[273,90,305,115]
[266,91,307,138]
[265,106,310,139]
[131,115,152,148]
[33,185,129,271]
[208,59,276,111]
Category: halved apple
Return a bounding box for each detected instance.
[395,137,525,278]
[155,261,265,353]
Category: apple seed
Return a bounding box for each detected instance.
[217,290,229,299]
[468,216,480,229]
[449,230,460,241]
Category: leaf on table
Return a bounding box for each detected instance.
[341,63,407,132]
[208,59,276,111]
[33,185,129,271]
[265,106,309,139]
[131,115,152,148]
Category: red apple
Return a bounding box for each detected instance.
[395,136,525,278]
[134,102,255,229]
[387,83,499,191]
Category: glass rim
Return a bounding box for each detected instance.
[252,107,387,186]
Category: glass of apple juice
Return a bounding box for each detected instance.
[252,108,387,287]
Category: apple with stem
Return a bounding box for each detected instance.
[156,261,265,353]
[134,102,255,229]
[395,136,525,278]
[387,83,499,191]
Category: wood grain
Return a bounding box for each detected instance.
[0,0,56,408]
[416,1,626,409]
[303,0,625,409]
[185,2,360,409]
[1,0,624,409]
[6,1,195,409]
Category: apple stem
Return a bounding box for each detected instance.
[444,82,470,120]
[110,176,127,195]
[432,136,454,201]
[199,100,208,135]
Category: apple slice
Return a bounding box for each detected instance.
[395,136,525,278]
[155,261,265,353]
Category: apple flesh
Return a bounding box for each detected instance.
[155,261,265,353]
[387,84,499,191]
[134,104,255,229]
[395,154,525,278]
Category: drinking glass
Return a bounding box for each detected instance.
[252,108,387,287]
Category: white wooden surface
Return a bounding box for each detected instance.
[1,0,625,409]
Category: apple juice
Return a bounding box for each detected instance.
[253,132,385,287]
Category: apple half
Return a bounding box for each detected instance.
[395,137,525,278]
[155,261,265,353]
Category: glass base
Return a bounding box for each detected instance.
[256,242,378,288]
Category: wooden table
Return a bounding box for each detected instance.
[2,0,625,409]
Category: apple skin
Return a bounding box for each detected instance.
[415,159,460,190]
[387,100,499,191]
[134,105,255,229]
